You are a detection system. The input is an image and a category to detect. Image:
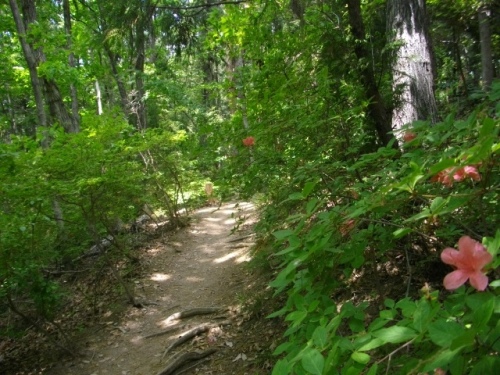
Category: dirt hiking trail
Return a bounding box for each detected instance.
[46,201,278,375]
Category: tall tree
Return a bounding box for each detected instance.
[387,0,439,136]
[9,0,78,134]
[63,0,80,130]
[478,1,494,90]
[346,0,395,147]
[8,0,47,130]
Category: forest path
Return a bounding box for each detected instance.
[48,201,272,375]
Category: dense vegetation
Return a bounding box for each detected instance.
[1,0,499,374]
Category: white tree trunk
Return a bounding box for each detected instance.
[95,80,103,115]
[387,0,438,137]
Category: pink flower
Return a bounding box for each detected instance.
[431,168,454,187]
[431,165,481,186]
[453,166,481,182]
[441,236,493,291]
[403,131,417,143]
[242,136,255,147]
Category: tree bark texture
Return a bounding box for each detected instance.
[346,0,395,148]
[133,11,148,130]
[387,0,438,134]
[11,0,77,134]
[63,0,81,132]
[9,0,47,129]
[104,44,130,116]
[387,0,438,133]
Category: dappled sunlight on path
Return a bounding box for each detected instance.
[47,202,257,375]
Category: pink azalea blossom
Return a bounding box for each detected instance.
[242,136,255,147]
[403,131,417,143]
[431,168,454,187]
[453,166,481,182]
[431,165,481,187]
[441,236,493,291]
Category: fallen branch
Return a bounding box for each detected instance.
[228,243,253,249]
[175,356,212,375]
[226,234,254,243]
[161,323,212,359]
[144,325,181,339]
[164,307,222,322]
[156,349,217,375]
[162,320,231,359]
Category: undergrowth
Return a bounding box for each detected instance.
[261,91,500,374]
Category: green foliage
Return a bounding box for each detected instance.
[2,0,500,370]
[0,113,193,322]
[264,105,499,374]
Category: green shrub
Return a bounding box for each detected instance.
[267,108,499,374]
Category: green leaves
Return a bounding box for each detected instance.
[428,320,464,347]
[371,326,417,344]
[301,349,324,375]
[351,351,370,364]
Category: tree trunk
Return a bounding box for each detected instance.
[63,0,80,132]
[133,14,148,130]
[43,78,77,133]
[478,3,494,91]
[453,27,468,97]
[387,0,438,136]
[9,0,47,129]
[234,55,249,130]
[346,0,395,148]
[95,80,103,115]
[11,0,77,134]
[104,44,130,116]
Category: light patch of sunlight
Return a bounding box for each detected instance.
[160,316,181,327]
[214,248,250,264]
[125,321,142,330]
[196,207,217,214]
[205,217,222,222]
[150,273,171,281]
[147,246,163,255]
[130,335,144,344]
[185,276,204,282]
[236,252,252,263]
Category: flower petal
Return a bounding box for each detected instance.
[441,247,460,266]
[458,236,477,257]
[472,247,493,270]
[453,167,465,181]
[464,166,481,181]
[458,236,493,270]
[443,270,469,290]
[469,271,489,291]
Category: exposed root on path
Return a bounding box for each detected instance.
[156,349,217,375]
[161,321,230,359]
[164,307,223,322]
